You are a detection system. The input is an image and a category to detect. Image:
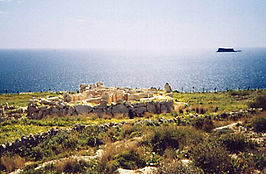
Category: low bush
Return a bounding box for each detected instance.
[141,126,203,155]
[231,150,266,173]
[251,116,266,132]
[156,160,204,174]
[111,150,146,170]
[191,139,232,174]
[249,150,266,171]
[56,159,89,174]
[192,117,214,132]
[21,159,98,174]
[229,90,250,97]
[118,124,142,140]
[0,155,26,173]
[98,142,145,173]
[219,133,255,153]
[249,92,266,110]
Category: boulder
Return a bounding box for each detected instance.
[164,82,172,92]
[93,107,106,116]
[160,103,168,113]
[134,107,147,116]
[51,107,60,115]
[63,92,72,103]
[75,105,92,115]
[68,106,76,115]
[80,84,89,93]
[147,103,157,113]
[96,82,103,87]
[112,104,129,115]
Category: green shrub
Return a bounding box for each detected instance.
[249,93,266,110]
[156,160,204,174]
[230,150,266,173]
[219,133,255,153]
[118,124,142,140]
[112,150,146,170]
[22,159,99,174]
[251,151,266,171]
[251,116,266,132]
[191,140,232,174]
[61,159,88,174]
[141,126,203,155]
[192,117,214,132]
[229,90,250,96]
[31,147,43,161]
[87,136,103,147]
[22,131,79,161]
[98,143,146,174]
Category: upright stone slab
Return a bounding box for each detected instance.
[164,82,172,93]
[112,104,129,116]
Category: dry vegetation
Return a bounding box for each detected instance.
[0,90,265,174]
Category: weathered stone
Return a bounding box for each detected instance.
[96,82,103,87]
[68,106,76,115]
[112,104,129,115]
[93,107,105,116]
[58,102,66,109]
[147,103,157,113]
[80,84,89,93]
[164,82,172,92]
[134,107,147,116]
[63,92,72,103]
[75,105,92,115]
[160,103,168,113]
[51,107,60,115]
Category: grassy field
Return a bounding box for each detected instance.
[0,92,58,107]
[0,90,264,144]
[0,116,146,144]
[173,90,264,114]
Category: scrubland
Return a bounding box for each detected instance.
[0,90,265,174]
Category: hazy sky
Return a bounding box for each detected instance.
[0,0,265,50]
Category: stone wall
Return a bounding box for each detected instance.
[0,127,60,157]
[0,103,25,120]
[1,108,262,157]
[27,100,174,119]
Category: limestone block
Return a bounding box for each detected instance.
[80,84,89,93]
[96,82,103,87]
[63,92,72,102]
[134,107,147,116]
[138,93,149,98]
[93,107,105,116]
[75,105,92,115]
[164,82,172,92]
[128,94,137,101]
[112,104,129,115]
[147,103,157,113]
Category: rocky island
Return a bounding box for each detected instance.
[217,47,236,52]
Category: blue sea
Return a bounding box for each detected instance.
[0,48,265,93]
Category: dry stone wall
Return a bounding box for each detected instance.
[1,108,262,157]
[0,103,25,120]
[27,100,174,119]
[0,127,60,157]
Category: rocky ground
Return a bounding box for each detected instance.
[0,90,265,174]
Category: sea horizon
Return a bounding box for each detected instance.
[0,47,266,94]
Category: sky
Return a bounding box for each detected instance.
[0,0,265,50]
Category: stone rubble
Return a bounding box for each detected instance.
[69,82,159,105]
[0,103,25,120]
